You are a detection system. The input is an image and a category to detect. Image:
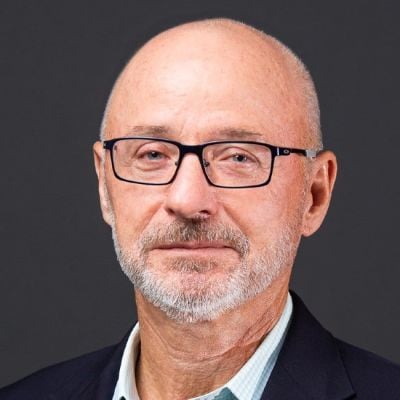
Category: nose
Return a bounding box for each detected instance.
[164,154,218,220]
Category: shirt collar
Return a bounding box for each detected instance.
[113,292,292,400]
[112,322,141,400]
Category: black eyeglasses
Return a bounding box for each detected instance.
[103,137,318,189]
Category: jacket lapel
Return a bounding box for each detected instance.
[261,292,355,400]
[48,329,131,400]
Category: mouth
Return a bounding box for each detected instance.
[155,241,231,250]
[153,241,234,252]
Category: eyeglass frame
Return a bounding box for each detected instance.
[103,136,319,189]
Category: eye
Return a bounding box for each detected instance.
[136,144,169,161]
[232,153,249,163]
[145,151,164,160]
[210,146,259,165]
[225,151,255,164]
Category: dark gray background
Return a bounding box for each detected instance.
[1,0,399,388]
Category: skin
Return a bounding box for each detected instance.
[93,19,337,400]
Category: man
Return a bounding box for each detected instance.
[1,17,400,400]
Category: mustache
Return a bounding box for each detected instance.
[138,220,250,258]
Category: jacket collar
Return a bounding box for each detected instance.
[48,330,130,400]
[261,291,355,400]
[49,291,356,400]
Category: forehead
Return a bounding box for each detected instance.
[106,27,308,145]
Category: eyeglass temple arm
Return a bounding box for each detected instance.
[276,147,319,159]
[103,141,113,149]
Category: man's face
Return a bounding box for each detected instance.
[98,28,311,323]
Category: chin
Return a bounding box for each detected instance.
[130,264,257,324]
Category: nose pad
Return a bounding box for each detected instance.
[173,156,207,166]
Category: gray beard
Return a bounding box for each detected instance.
[111,218,299,324]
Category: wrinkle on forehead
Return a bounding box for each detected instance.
[102,18,321,149]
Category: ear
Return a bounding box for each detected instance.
[301,150,337,237]
[93,141,113,226]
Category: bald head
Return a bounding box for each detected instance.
[101,18,322,149]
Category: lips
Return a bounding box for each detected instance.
[154,241,232,250]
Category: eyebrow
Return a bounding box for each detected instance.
[123,125,264,140]
[212,128,264,140]
[124,125,171,137]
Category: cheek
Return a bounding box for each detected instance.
[220,170,305,249]
[220,190,283,249]
[109,182,164,243]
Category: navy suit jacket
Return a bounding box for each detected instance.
[1,292,400,399]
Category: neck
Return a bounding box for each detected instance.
[134,272,290,400]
